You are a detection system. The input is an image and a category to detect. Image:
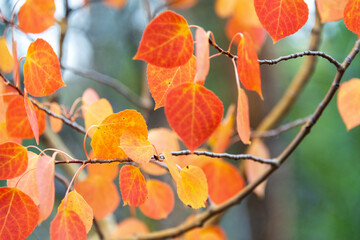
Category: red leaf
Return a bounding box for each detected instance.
[0,142,27,180]
[24,93,40,144]
[344,0,360,35]
[147,55,197,110]
[236,87,251,145]
[119,165,148,206]
[50,208,86,240]
[195,27,209,83]
[237,33,262,99]
[0,187,39,239]
[165,82,224,151]
[24,38,65,97]
[254,0,309,43]
[134,10,193,68]
[316,0,347,23]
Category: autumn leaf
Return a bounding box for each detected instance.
[237,33,262,99]
[24,93,40,144]
[195,27,209,84]
[50,102,63,133]
[0,36,14,73]
[18,0,56,33]
[36,154,55,224]
[82,88,100,107]
[87,162,119,181]
[104,0,127,9]
[24,38,65,97]
[163,0,198,9]
[337,78,360,130]
[119,130,155,164]
[147,55,196,110]
[58,191,94,233]
[215,0,238,18]
[139,180,174,219]
[110,218,149,239]
[237,87,251,145]
[0,123,21,145]
[344,0,360,35]
[177,165,208,209]
[50,208,86,240]
[76,175,120,219]
[0,187,39,239]
[84,98,113,138]
[185,225,227,240]
[119,165,148,206]
[316,0,347,23]
[165,82,224,151]
[0,142,27,180]
[6,95,46,139]
[134,10,193,68]
[254,0,309,43]
[91,110,148,159]
[163,150,181,183]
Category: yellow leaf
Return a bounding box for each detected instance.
[0,37,14,74]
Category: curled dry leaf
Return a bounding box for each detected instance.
[119,165,148,206]
[0,142,27,180]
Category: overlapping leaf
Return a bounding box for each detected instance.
[344,0,360,35]
[316,0,347,23]
[195,27,209,83]
[50,102,63,133]
[0,187,39,239]
[24,38,65,97]
[0,36,14,73]
[119,165,148,206]
[24,93,40,144]
[147,55,196,109]
[164,150,181,183]
[165,82,223,151]
[0,142,27,179]
[87,162,119,181]
[50,208,86,240]
[82,88,100,107]
[84,98,113,137]
[254,0,309,43]
[237,88,251,145]
[134,10,193,68]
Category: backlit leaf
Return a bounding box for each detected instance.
[237,33,262,98]
[185,225,226,240]
[104,0,127,9]
[84,98,113,138]
[24,93,40,144]
[119,165,148,206]
[163,0,198,9]
[163,150,181,183]
[215,0,237,18]
[0,142,27,180]
[110,218,149,239]
[18,0,56,33]
[165,82,224,151]
[6,96,46,139]
[134,10,193,68]
[7,151,39,204]
[50,208,86,240]
[119,130,155,164]
[0,123,21,145]
[236,88,251,145]
[139,180,174,219]
[91,110,148,159]
[24,38,65,97]
[76,175,120,219]
[147,55,196,110]
[201,159,244,204]
[36,154,55,223]
[50,102,63,133]
[82,88,100,107]
[337,78,360,130]
[344,0,360,35]
[58,191,93,233]
[195,27,209,84]
[0,187,39,239]
[0,37,14,73]
[87,162,119,181]
[316,0,347,23]
[177,165,208,209]
[254,0,309,43]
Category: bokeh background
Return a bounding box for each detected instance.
[1,0,360,239]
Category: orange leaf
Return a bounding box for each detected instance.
[185,225,227,240]
[24,93,40,144]
[236,87,251,145]
[163,0,198,9]
[316,0,347,23]
[119,130,155,164]
[139,179,174,219]
[7,151,39,204]
[50,208,86,240]
[0,187,39,239]
[165,82,224,151]
[0,123,21,145]
[82,88,100,107]
[0,142,27,180]
[91,110,148,159]
[163,150,181,183]
[344,0,360,35]
[87,162,119,180]
[36,154,55,223]
[119,165,148,206]
[50,102,63,133]
[254,0,309,43]
[6,96,46,139]
[215,0,237,18]
[237,33,262,98]
[147,55,196,110]
[76,175,120,219]
[0,36,14,74]
[337,78,360,130]
[18,0,56,33]
[177,165,208,209]
[244,139,270,197]
[24,38,65,97]
[58,191,94,233]
[104,0,127,9]
[195,27,209,84]
[201,159,244,204]
[134,10,193,68]
[84,98,113,138]
[110,218,149,239]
